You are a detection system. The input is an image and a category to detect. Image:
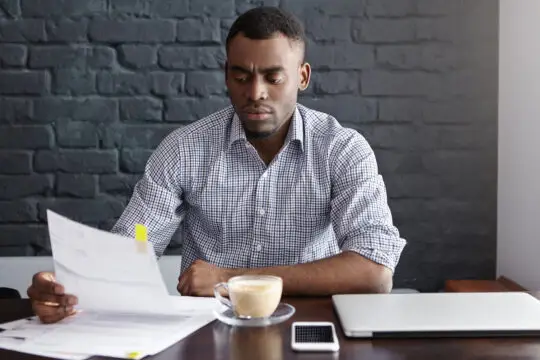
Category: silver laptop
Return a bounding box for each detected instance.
[332,292,540,338]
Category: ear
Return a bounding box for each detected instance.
[298,62,311,92]
[224,60,229,81]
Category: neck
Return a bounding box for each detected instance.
[249,116,292,166]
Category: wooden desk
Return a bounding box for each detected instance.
[3,296,540,360]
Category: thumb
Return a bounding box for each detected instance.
[36,272,63,295]
[42,272,56,282]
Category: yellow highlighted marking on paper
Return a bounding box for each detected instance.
[135,224,147,241]
[135,224,147,253]
[127,351,140,359]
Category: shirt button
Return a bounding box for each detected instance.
[262,172,268,179]
[256,244,262,251]
[258,209,266,216]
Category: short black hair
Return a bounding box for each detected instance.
[226,6,306,57]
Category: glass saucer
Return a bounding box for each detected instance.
[213,302,295,327]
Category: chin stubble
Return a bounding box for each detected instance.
[241,107,295,140]
[244,127,279,140]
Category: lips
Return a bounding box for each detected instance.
[244,112,271,120]
[242,106,273,120]
[243,108,272,114]
[245,110,270,114]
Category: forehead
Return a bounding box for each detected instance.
[227,33,302,68]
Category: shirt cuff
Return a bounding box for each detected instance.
[341,237,406,273]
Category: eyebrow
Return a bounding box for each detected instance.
[229,65,285,74]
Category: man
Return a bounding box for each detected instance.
[27,6,406,324]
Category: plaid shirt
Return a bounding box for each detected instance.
[111,103,406,275]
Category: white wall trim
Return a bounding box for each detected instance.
[0,255,183,298]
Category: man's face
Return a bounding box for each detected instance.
[225,33,310,139]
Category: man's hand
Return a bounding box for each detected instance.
[26,272,78,324]
[177,260,229,296]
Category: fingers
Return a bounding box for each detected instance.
[178,264,198,296]
[27,272,78,305]
[32,272,62,294]
[33,301,76,324]
[196,286,213,297]
[27,286,77,306]
[177,272,191,296]
[177,261,221,296]
[27,271,79,324]
[182,283,191,296]
[177,282,190,296]
[182,275,209,296]
[28,272,62,301]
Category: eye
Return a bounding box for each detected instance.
[234,76,249,83]
[267,75,283,84]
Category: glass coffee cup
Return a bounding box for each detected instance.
[213,275,283,319]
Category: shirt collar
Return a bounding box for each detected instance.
[227,105,304,152]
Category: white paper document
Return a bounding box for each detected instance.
[0,336,88,360]
[0,211,221,359]
[0,296,220,359]
[47,210,176,315]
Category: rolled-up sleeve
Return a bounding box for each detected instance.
[111,130,185,257]
[330,130,406,273]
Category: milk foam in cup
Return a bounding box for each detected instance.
[214,275,283,318]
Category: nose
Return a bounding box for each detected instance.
[245,78,268,101]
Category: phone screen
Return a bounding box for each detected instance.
[294,325,335,343]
